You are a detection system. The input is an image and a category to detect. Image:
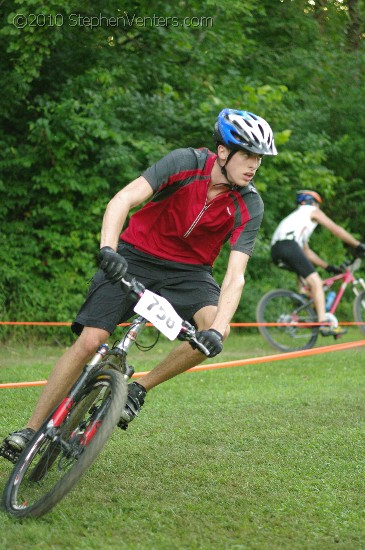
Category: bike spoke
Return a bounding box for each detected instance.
[257,290,318,352]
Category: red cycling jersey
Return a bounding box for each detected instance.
[121,148,264,266]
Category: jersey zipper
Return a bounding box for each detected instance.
[183,182,232,238]
[183,201,213,238]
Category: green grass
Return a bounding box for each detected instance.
[0,329,365,549]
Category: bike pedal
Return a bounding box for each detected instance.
[117,420,129,431]
[0,443,20,464]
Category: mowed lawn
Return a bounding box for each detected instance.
[0,329,364,549]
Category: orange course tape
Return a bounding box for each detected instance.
[1,321,364,327]
[1,339,364,389]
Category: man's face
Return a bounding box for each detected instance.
[218,145,263,187]
[226,149,262,187]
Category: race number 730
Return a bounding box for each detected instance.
[134,289,183,340]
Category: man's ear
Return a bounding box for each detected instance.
[217,144,229,161]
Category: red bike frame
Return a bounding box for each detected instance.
[301,258,365,318]
[322,269,356,314]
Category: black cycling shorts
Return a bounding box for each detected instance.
[271,240,315,279]
[72,242,221,336]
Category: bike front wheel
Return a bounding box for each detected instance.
[354,290,365,336]
[256,289,319,352]
[3,368,127,518]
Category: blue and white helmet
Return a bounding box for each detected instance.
[214,108,277,156]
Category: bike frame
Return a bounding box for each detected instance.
[323,270,356,314]
[256,257,365,353]
[40,292,202,451]
[302,258,365,315]
[46,316,148,441]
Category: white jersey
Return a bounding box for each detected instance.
[271,204,318,248]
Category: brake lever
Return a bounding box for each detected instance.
[178,321,211,357]
[189,336,211,357]
[121,275,146,299]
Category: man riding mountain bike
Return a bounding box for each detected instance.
[1,108,277,463]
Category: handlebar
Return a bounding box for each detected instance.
[120,273,211,357]
[340,257,362,273]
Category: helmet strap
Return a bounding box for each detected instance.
[219,149,237,188]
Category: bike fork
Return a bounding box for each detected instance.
[47,344,110,430]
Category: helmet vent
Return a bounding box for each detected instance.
[232,120,243,130]
[232,131,249,146]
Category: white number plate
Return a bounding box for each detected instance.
[133,289,183,340]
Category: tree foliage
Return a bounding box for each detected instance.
[1,0,364,337]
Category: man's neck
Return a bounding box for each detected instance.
[209,159,229,188]
[206,160,233,201]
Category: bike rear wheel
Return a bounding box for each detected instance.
[2,368,127,518]
[256,289,319,352]
[354,290,365,336]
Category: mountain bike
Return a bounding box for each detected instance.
[256,257,365,352]
[1,274,210,519]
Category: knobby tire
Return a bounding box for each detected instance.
[2,368,127,518]
[256,288,319,352]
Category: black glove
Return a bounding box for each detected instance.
[190,329,223,358]
[99,246,128,283]
[325,264,342,275]
[355,243,365,258]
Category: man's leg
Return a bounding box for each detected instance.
[305,272,326,322]
[118,306,223,429]
[305,272,345,336]
[136,341,206,391]
[26,326,110,431]
[138,305,222,391]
